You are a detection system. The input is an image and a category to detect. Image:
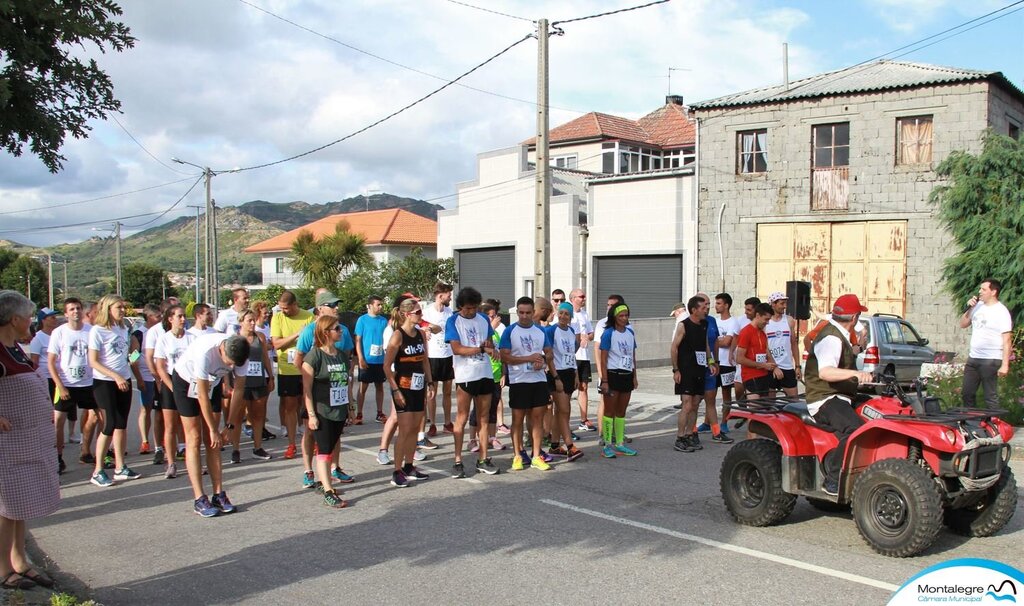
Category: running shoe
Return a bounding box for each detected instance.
[511,456,525,471]
[496,423,511,435]
[674,435,695,453]
[242,424,253,438]
[324,489,349,507]
[139,441,152,455]
[153,449,165,466]
[102,454,114,469]
[822,478,839,496]
[211,491,236,514]
[58,455,66,474]
[284,444,297,459]
[417,438,439,450]
[176,448,186,461]
[612,443,637,456]
[252,448,272,461]
[442,422,454,434]
[391,471,409,488]
[566,445,584,462]
[720,422,730,434]
[696,423,712,434]
[540,451,555,463]
[91,470,113,487]
[403,466,429,481]
[427,423,437,437]
[489,437,505,450]
[518,449,530,462]
[194,495,220,518]
[79,453,96,465]
[413,449,426,462]
[114,466,141,480]
[332,468,355,483]
[579,420,597,432]
[571,432,580,441]
[312,481,325,494]
[353,415,363,425]
[531,456,552,471]
[376,449,392,465]
[549,445,568,457]
[262,428,277,441]
[230,450,241,465]
[476,458,500,475]
[375,412,387,424]
[710,433,735,445]
[68,432,82,444]
[601,446,616,459]
[451,461,466,479]
[302,470,316,488]
[468,439,480,453]
[689,433,703,450]
[165,463,177,479]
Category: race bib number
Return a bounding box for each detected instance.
[68,366,86,380]
[695,351,707,367]
[563,354,575,368]
[755,353,767,364]
[286,349,297,365]
[410,373,425,390]
[246,361,262,377]
[770,346,786,360]
[621,355,633,371]
[720,371,736,386]
[329,387,349,407]
[187,381,215,399]
[369,344,383,357]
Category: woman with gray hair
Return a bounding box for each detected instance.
[0,290,60,590]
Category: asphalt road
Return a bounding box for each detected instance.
[26,367,1024,605]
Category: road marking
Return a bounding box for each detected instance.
[346,445,483,484]
[540,499,899,592]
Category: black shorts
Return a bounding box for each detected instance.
[54,385,93,418]
[429,357,455,382]
[457,377,495,397]
[158,385,177,411]
[244,386,269,401]
[769,368,798,390]
[313,413,346,454]
[172,372,224,418]
[359,363,385,384]
[547,368,577,397]
[743,375,772,396]
[606,369,635,394]
[395,387,425,413]
[576,360,592,383]
[717,365,737,389]
[674,368,705,396]
[93,379,133,435]
[508,382,551,410]
[277,374,302,397]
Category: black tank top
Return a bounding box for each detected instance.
[394,327,426,390]
[677,317,709,372]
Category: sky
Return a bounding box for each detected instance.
[1,0,1021,247]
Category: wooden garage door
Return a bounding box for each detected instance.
[756,221,906,319]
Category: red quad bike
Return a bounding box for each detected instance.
[720,375,1016,557]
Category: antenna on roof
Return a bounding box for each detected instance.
[783,42,790,90]
[668,66,691,96]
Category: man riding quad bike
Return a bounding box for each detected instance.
[720,294,1016,557]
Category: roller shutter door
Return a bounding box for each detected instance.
[593,255,682,319]
[457,247,515,308]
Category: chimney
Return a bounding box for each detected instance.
[665,94,684,106]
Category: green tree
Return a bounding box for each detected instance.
[929,132,1024,324]
[0,0,135,172]
[335,250,457,312]
[121,262,169,306]
[289,221,372,294]
[0,254,46,306]
[251,284,284,306]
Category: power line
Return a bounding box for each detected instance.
[0,177,200,216]
[228,33,534,174]
[109,115,193,176]
[444,0,534,23]
[0,210,170,236]
[124,175,205,229]
[552,0,672,27]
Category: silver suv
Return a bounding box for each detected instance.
[801,313,936,383]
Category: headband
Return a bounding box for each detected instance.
[613,304,629,316]
[558,302,574,315]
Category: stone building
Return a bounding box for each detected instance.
[690,60,1024,352]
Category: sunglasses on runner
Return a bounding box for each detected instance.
[329,325,342,332]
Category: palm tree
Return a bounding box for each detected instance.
[289,220,372,293]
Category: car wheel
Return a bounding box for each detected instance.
[944,468,1017,537]
[720,439,796,526]
[852,458,942,557]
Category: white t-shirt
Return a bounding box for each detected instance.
[48,324,93,387]
[600,326,637,372]
[716,315,740,367]
[187,325,217,338]
[571,308,593,361]
[423,304,453,358]
[499,322,552,384]
[87,324,132,381]
[175,333,246,384]
[214,307,243,335]
[807,318,853,416]
[154,330,196,379]
[765,315,795,370]
[143,324,165,380]
[548,324,578,371]
[444,312,494,383]
[969,302,1013,360]
[29,330,51,381]
[133,325,155,382]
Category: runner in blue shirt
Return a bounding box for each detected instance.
[544,303,584,461]
[598,303,639,458]
[354,296,389,423]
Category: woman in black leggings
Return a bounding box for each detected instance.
[301,315,351,508]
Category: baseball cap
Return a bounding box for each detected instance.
[36,307,58,323]
[832,294,868,315]
[315,291,340,307]
[668,302,685,316]
[767,292,788,304]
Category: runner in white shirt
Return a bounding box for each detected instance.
[422,283,454,436]
[47,299,97,472]
[701,293,739,434]
[29,307,58,384]
[214,288,249,335]
[765,292,799,397]
[154,304,194,478]
[545,302,584,461]
[598,302,638,458]
[187,303,216,337]
[133,304,162,459]
[731,297,758,399]
[593,294,624,447]
[568,289,596,433]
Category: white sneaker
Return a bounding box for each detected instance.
[68,432,82,444]
[376,449,392,465]
[413,448,426,462]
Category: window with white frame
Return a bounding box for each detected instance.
[896,115,933,165]
[551,154,578,170]
[737,130,767,174]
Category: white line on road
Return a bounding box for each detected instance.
[540,499,899,592]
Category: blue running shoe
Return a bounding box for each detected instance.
[612,443,638,456]
[720,422,730,435]
[194,495,220,518]
[601,445,617,459]
[211,491,236,514]
[302,470,316,488]
[332,468,355,484]
[696,423,712,434]
[90,470,113,487]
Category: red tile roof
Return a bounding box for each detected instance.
[523,104,695,149]
[244,209,436,254]
[638,103,696,148]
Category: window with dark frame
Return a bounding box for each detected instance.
[812,122,850,168]
[275,258,285,273]
[737,129,767,174]
[896,115,933,165]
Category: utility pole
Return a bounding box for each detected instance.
[533,17,551,298]
[46,253,53,309]
[62,258,69,300]
[114,222,122,294]
[187,205,202,303]
[211,199,219,306]
[204,170,212,304]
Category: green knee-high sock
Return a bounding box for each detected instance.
[602,416,613,444]
[613,417,626,445]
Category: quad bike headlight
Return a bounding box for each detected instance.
[942,428,957,445]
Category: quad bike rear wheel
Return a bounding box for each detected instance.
[943,468,1017,537]
[720,439,796,526]
[852,458,943,557]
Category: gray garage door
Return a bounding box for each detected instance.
[593,255,682,319]
[457,246,515,308]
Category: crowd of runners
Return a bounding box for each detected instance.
[30,282,807,516]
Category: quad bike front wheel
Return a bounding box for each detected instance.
[720,439,796,526]
[944,468,1017,537]
[852,458,943,557]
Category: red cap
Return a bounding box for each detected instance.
[833,294,868,315]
